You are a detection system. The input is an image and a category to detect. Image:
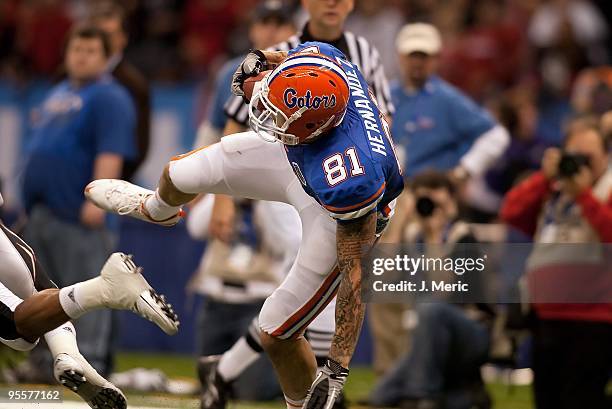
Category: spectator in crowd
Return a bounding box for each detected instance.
[90,1,151,181]
[391,22,510,180]
[501,116,612,409]
[20,26,136,378]
[345,0,404,81]
[367,171,494,409]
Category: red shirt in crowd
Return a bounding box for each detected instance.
[501,171,612,323]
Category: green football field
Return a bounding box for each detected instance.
[114,352,534,409]
[0,349,534,408]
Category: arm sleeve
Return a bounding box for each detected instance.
[576,190,612,242]
[500,171,552,237]
[460,124,511,176]
[92,87,137,159]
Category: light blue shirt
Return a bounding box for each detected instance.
[22,76,136,222]
[391,76,495,177]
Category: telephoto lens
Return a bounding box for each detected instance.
[416,196,436,218]
[558,152,590,178]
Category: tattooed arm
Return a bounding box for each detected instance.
[329,212,378,367]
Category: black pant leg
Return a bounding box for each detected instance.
[533,319,612,409]
[532,319,563,409]
[558,321,612,409]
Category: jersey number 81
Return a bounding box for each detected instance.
[322,147,364,186]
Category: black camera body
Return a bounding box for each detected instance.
[416,196,436,218]
[558,152,590,178]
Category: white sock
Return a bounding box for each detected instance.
[44,322,80,358]
[59,278,105,319]
[144,190,180,221]
[217,337,260,382]
[285,395,305,409]
[45,322,109,385]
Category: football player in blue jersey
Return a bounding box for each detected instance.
[85,41,404,409]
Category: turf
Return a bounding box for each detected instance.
[115,352,534,409]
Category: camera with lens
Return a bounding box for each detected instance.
[557,152,590,178]
[416,196,436,218]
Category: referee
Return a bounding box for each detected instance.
[223,0,393,134]
[210,0,394,241]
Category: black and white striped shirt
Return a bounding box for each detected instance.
[224,24,394,125]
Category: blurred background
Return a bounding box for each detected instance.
[0,0,610,408]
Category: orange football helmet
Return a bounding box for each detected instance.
[248,53,350,145]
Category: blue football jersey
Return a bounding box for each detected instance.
[284,42,404,221]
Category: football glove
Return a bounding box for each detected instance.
[231,49,268,99]
[303,359,349,409]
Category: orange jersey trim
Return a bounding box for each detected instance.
[323,182,386,213]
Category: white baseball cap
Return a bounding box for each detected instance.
[396,23,442,55]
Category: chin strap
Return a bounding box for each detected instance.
[303,115,337,143]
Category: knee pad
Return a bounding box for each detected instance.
[258,295,286,338]
[258,290,306,339]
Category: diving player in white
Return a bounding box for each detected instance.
[0,191,179,409]
[85,42,403,409]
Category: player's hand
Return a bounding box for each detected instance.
[303,359,348,409]
[231,50,269,98]
[541,147,561,180]
[80,201,106,228]
[208,195,235,243]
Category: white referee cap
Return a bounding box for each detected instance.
[396,23,442,55]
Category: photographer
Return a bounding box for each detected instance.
[368,171,493,409]
[500,116,612,409]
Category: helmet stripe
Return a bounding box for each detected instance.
[268,56,350,87]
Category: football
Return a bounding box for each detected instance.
[243,70,271,102]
